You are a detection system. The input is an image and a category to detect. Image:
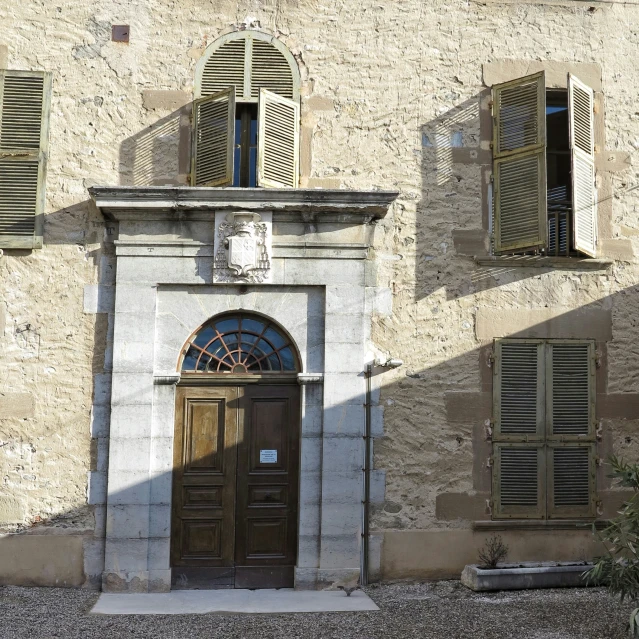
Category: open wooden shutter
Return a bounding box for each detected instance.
[493,443,545,519]
[568,74,597,257]
[257,89,299,188]
[492,72,547,254]
[493,340,545,441]
[546,341,596,518]
[190,87,235,187]
[0,70,51,249]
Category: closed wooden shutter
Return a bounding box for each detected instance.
[493,339,597,519]
[568,74,597,258]
[548,444,596,518]
[257,89,299,188]
[494,340,545,440]
[494,444,545,519]
[546,341,596,518]
[547,341,595,440]
[251,39,295,100]
[492,72,547,254]
[0,70,52,249]
[190,87,235,187]
[198,33,298,102]
[200,39,247,98]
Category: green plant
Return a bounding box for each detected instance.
[586,456,639,636]
[478,534,509,569]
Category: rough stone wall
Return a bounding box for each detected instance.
[2,0,639,583]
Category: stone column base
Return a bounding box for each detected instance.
[102,569,171,593]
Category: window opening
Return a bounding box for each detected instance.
[181,313,298,373]
[233,103,258,188]
[546,91,571,257]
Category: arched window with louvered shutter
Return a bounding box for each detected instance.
[192,31,300,189]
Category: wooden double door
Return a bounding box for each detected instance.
[171,384,300,589]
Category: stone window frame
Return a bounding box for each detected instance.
[451,60,632,268]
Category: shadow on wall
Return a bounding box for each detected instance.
[2,289,639,588]
[119,105,191,187]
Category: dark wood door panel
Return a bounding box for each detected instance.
[235,385,300,588]
[171,386,238,575]
[172,383,300,590]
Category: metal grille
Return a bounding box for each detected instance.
[499,342,539,435]
[500,447,539,507]
[251,40,294,100]
[551,343,590,436]
[553,447,590,506]
[201,39,246,97]
[1,74,44,150]
[547,185,569,256]
[182,314,298,373]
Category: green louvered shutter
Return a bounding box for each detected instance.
[190,87,235,187]
[492,72,547,254]
[546,341,596,518]
[493,340,546,518]
[0,70,52,249]
[257,89,299,188]
[568,74,597,258]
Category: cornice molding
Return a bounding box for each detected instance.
[89,187,399,221]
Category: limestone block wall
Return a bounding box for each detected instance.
[2,0,639,585]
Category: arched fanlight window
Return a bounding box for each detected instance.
[191,31,300,189]
[180,313,299,373]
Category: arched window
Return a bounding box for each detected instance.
[191,31,300,189]
[180,313,299,373]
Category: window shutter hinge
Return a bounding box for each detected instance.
[596,457,604,467]
[487,351,495,367]
[487,456,494,468]
[486,499,493,515]
[489,141,494,150]
[596,421,603,440]
[485,421,493,440]
[595,351,603,368]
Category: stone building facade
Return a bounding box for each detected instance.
[1,0,639,590]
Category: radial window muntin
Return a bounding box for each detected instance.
[181,314,299,373]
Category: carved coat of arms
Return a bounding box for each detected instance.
[215,212,271,282]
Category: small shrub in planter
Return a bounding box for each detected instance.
[586,456,639,636]
[478,535,509,569]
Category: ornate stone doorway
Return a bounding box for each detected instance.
[171,313,302,589]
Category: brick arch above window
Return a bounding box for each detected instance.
[194,30,301,103]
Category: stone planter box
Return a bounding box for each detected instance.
[461,562,594,592]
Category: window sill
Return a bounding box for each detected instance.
[474,256,613,270]
[473,519,608,531]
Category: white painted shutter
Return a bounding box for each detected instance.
[251,39,295,100]
[200,38,247,98]
[190,87,235,187]
[0,70,51,249]
[492,72,547,253]
[568,74,597,258]
[257,89,299,189]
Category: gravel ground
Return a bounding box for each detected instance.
[0,581,633,639]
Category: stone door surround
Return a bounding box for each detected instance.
[90,187,398,593]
